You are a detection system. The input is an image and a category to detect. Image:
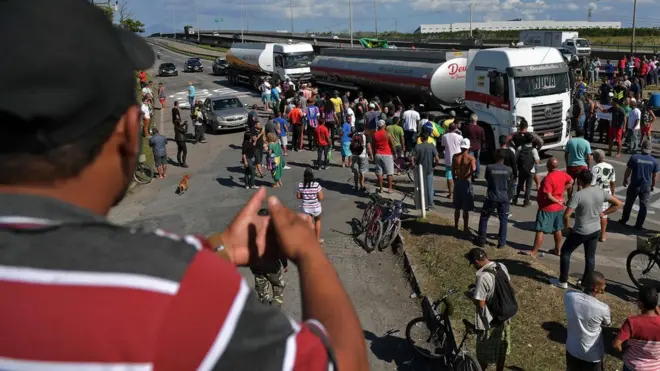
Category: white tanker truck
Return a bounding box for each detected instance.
[311,46,572,155]
[225,42,315,91]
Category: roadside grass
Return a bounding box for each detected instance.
[194,43,228,53]
[401,214,636,371]
[590,35,660,49]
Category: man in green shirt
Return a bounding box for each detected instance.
[386,117,405,158]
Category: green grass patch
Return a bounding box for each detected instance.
[194,43,228,53]
[401,214,636,371]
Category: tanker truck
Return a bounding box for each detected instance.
[311,46,571,156]
[225,42,314,91]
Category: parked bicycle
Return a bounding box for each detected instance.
[405,290,482,371]
[362,192,408,252]
[133,153,154,184]
[394,157,415,182]
[627,235,660,289]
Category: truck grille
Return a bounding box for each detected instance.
[531,102,564,145]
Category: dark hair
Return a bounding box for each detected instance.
[420,129,430,141]
[499,135,508,146]
[422,112,429,119]
[583,271,605,294]
[578,169,594,185]
[494,148,507,162]
[324,99,334,113]
[0,112,124,184]
[638,286,659,311]
[519,119,529,130]
[303,168,315,188]
[575,126,585,137]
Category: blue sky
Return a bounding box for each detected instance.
[129,0,651,34]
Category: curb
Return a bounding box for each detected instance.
[393,232,423,297]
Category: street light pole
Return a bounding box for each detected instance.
[373,0,378,40]
[469,2,473,38]
[349,0,353,47]
[289,0,294,35]
[240,1,244,42]
[195,0,200,42]
[630,0,637,56]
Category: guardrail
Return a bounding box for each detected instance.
[152,31,658,59]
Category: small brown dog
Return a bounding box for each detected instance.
[177,174,190,195]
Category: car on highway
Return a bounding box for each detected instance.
[202,96,249,133]
[212,32,220,36]
[184,58,203,72]
[158,62,178,77]
[212,58,228,75]
[557,47,578,63]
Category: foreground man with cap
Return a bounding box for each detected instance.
[0,1,368,370]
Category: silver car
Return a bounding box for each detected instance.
[202,96,249,133]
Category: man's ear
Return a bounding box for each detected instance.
[116,105,141,159]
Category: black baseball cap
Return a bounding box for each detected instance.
[0,0,154,153]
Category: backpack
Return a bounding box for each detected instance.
[350,133,365,156]
[517,145,535,174]
[484,263,518,326]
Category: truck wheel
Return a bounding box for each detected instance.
[251,76,260,91]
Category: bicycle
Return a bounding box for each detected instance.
[626,235,660,289]
[405,290,482,371]
[394,156,415,182]
[380,193,408,250]
[133,154,155,184]
[362,193,389,253]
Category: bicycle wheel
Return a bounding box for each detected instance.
[380,218,401,250]
[453,353,482,371]
[133,163,154,184]
[405,317,446,361]
[626,250,660,289]
[360,201,376,232]
[407,167,414,182]
[364,219,383,253]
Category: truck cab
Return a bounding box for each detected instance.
[464,47,571,156]
[272,43,314,83]
[563,37,591,58]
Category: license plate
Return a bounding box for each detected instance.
[544,132,554,137]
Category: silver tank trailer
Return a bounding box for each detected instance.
[311,48,467,106]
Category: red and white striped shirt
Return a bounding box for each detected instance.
[0,194,335,371]
[617,315,660,371]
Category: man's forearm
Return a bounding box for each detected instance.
[296,247,369,370]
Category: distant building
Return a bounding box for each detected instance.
[414,21,621,34]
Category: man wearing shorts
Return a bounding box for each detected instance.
[351,130,372,192]
[452,138,476,232]
[524,158,573,257]
[590,150,616,241]
[148,128,168,179]
[373,120,395,193]
[602,99,627,157]
[441,123,463,199]
[564,126,592,199]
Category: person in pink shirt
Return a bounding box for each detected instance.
[613,286,660,371]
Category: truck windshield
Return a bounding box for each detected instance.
[575,39,590,48]
[513,73,570,98]
[284,52,314,69]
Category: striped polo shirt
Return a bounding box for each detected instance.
[617,315,660,371]
[0,194,335,370]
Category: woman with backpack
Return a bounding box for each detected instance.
[297,168,325,243]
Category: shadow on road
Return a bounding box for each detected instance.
[363,329,435,371]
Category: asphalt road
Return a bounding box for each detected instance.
[417,140,660,301]
[109,44,435,370]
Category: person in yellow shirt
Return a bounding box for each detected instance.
[330,90,344,119]
[442,110,456,129]
[417,117,444,145]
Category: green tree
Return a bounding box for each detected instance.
[120,18,145,33]
[96,4,114,22]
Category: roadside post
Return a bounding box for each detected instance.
[414,164,426,218]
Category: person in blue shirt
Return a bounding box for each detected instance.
[271,84,281,112]
[340,118,353,168]
[187,82,195,116]
[564,126,593,198]
[620,139,659,230]
[273,111,289,157]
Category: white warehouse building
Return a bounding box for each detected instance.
[414,21,621,34]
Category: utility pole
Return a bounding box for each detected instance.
[469,2,473,38]
[240,0,244,42]
[631,0,637,56]
[395,18,398,34]
[373,0,378,40]
[349,0,354,47]
[173,9,176,37]
[289,0,294,35]
[195,0,200,42]
[245,1,249,31]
